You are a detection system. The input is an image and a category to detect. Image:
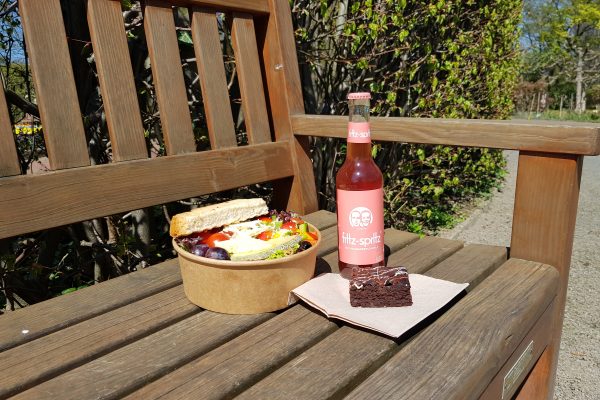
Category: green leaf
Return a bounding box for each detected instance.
[178,31,193,46]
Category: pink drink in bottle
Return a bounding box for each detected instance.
[336,92,385,278]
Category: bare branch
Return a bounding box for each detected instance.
[5,89,40,118]
[0,1,17,18]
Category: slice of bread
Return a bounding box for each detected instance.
[170,198,268,237]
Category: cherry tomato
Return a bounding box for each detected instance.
[291,217,305,224]
[258,216,272,223]
[257,230,273,241]
[190,229,216,242]
[281,222,297,231]
[204,232,231,247]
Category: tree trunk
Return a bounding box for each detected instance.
[559,95,564,118]
[575,47,584,114]
[131,208,151,269]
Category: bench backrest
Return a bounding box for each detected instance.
[0,0,317,240]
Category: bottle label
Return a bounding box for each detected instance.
[337,188,384,265]
[347,122,371,143]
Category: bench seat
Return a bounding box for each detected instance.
[0,211,558,399]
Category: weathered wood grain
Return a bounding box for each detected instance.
[145,1,197,155]
[0,141,293,239]
[6,210,337,398]
[314,225,340,257]
[11,312,272,400]
[291,115,600,156]
[87,0,148,161]
[191,8,237,149]
[480,299,555,400]
[124,305,337,400]
[164,0,269,13]
[344,259,558,400]
[301,209,337,230]
[0,260,181,352]
[237,325,397,400]
[231,13,272,144]
[235,237,480,400]
[18,0,90,169]
[0,85,20,176]
[510,151,583,399]
[125,225,416,399]
[0,287,198,398]
[386,236,464,273]
[426,244,507,290]
[259,0,317,213]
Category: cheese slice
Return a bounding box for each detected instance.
[216,236,272,255]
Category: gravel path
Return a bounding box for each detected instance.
[439,151,600,400]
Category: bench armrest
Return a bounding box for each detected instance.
[291,114,600,156]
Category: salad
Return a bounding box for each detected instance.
[176,210,318,261]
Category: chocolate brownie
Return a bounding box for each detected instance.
[349,266,412,308]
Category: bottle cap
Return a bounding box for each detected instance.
[347,92,371,100]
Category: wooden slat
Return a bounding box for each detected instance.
[0,85,20,176]
[426,244,507,290]
[0,141,293,239]
[510,151,583,399]
[235,236,477,400]
[291,115,600,156]
[11,312,272,400]
[313,225,339,256]
[345,259,559,400]
[301,209,337,229]
[386,236,464,273]
[0,287,198,398]
[191,8,237,149]
[165,0,269,14]
[144,1,196,155]
[124,305,337,400]
[237,325,395,400]
[231,13,271,144]
[18,0,89,170]
[259,0,318,213]
[87,0,148,161]
[0,260,180,352]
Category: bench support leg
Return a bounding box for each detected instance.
[257,0,318,214]
[510,151,583,400]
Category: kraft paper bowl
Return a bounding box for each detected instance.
[173,224,321,314]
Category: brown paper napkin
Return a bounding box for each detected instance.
[290,273,469,338]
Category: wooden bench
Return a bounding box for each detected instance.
[0,0,598,398]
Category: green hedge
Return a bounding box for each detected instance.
[293,0,520,232]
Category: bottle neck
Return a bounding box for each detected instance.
[347,142,371,159]
[347,97,371,159]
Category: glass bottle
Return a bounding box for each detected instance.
[336,92,385,278]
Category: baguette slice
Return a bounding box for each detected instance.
[170,198,268,237]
